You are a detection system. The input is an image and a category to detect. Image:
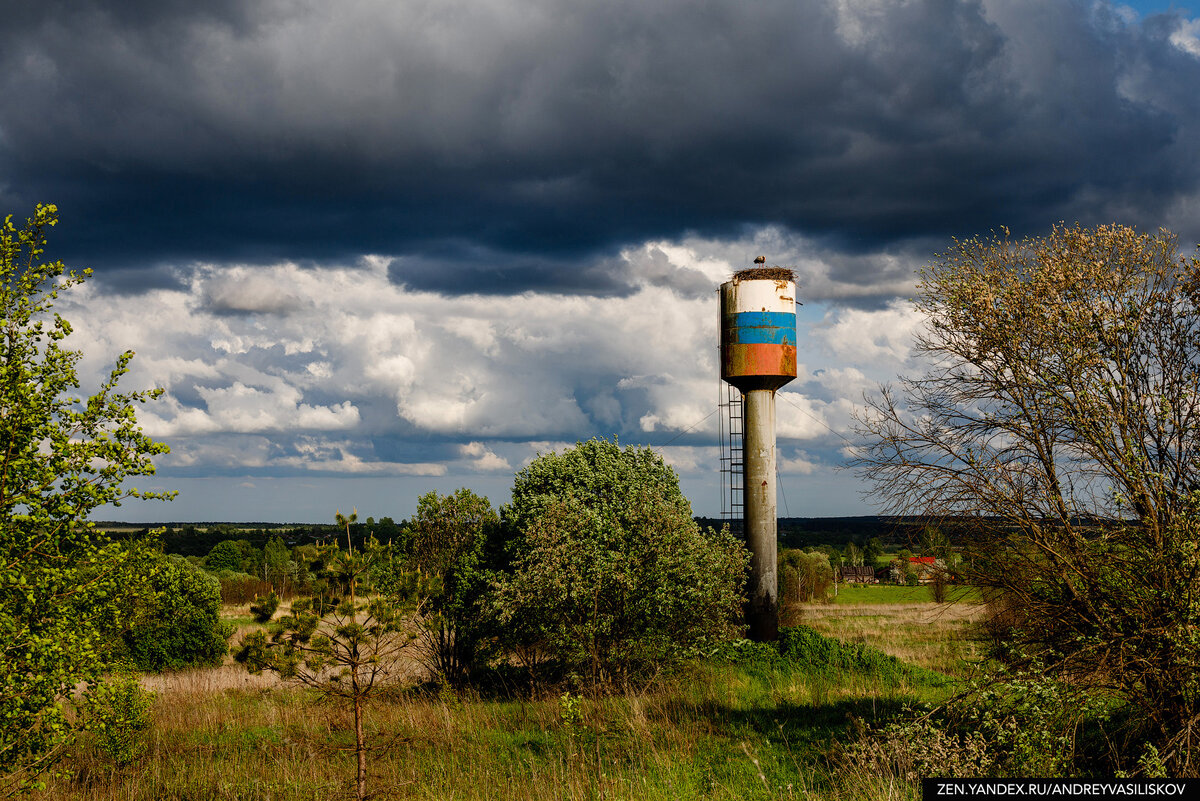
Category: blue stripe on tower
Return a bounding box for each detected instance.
[731,311,796,345]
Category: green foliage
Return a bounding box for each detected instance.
[855,224,1200,772]
[407,488,499,686]
[236,531,421,800]
[838,712,992,785]
[779,549,834,604]
[494,440,748,687]
[864,534,883,565]
[0,204,171,791]
[239,590,412,685]
[249,590,280,624]
[502,437,691,552]
[205,540,243,572]
[117,555,233,672]
[79,672,155,768]
[717,626,938,689]
[779,626,922,679]
[862,536,885,566]
[918,525,952,559]
[262,536,293,592]
[841,664,1110,781]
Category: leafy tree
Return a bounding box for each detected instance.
[0,204,171,791]
[495,439,747,687]
[503,437,690,549]
[779,549,834,603]
[234,538,264,579]
[917,525,952,560]
[372,516,405,551]
[263,535,292,592]
[813,543,844,569]
[237,523,419,801]
[407,488,499,686]
[854,223,1200,773]
[116,553,233,672]
[205,539,243,572]
[862,536,885,567]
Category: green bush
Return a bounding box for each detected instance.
[779,626,909,676]
[205,540,243,572]
[502,437,692,548]
[249,591,280,624]
[839,663,1113,783]
[493,439,748,687]
[407,489,499,687]
[79,672,155,767]
[118,555,234,672]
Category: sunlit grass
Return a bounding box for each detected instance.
[799,599,986,675]
[827,583,981,606]
[39,597,982,800]
[47,660,945,799]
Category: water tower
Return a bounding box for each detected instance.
[719,261,797,641]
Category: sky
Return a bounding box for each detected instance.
[2,0,1199,523]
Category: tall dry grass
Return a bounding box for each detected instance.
[798,602,985,674]
[36,599,975,800]
[44,657,942,800]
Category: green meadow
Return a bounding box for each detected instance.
[42,593,981,801]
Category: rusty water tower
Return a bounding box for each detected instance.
[719,261,797,641]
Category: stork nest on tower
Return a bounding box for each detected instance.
[733,266,795,282]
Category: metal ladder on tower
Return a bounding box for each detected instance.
[718,381,744,538]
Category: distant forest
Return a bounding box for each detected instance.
[97,515,938,557]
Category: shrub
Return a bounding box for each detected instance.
[838,714,992,786]
[929,569,949,603]
[494,439,747,687]
[502,437,692,547]
[779,549,834,603]
[118,555,233,672]
[716,626,941,689]
[407,489,499,687]
[79,673,155,768]
[838,663,1113,786]
[249,591,280,624]
[214,571,273,604]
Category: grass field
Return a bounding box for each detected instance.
[37,593,980,800]
[827,583,981,606]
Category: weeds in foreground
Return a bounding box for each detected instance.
[44,628,948,800]
[832,661,1163,787]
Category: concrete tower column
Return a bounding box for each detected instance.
[743,388,778,641]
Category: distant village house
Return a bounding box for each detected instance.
[839,565,878,584]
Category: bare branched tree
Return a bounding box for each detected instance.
[854,224,1200,773]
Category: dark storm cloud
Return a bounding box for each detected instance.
[2,0,1199,292]
[385,242,711,297]
[385,247,633,296]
